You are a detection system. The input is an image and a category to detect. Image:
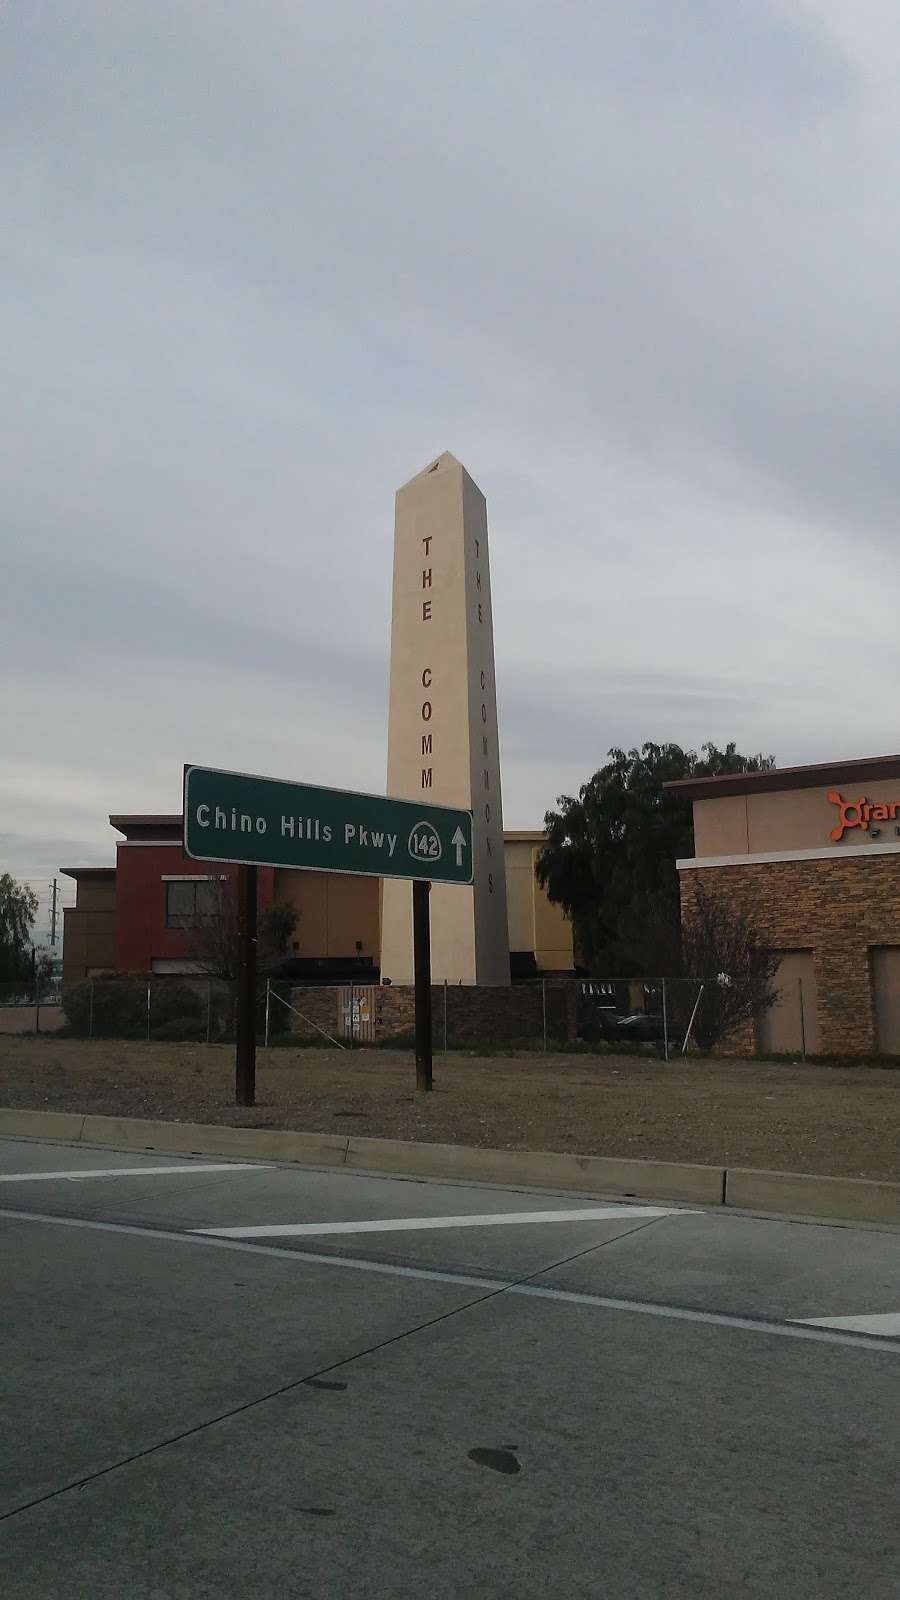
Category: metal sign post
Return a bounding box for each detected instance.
[235,864,257,1107]
[413,880,432,1091]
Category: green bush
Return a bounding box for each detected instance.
[63,981,145,1038]
[63,980,206,1038]
[150,984,203,1029]
[151,1015,205,1042]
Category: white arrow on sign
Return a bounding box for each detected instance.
[451,826,467,866]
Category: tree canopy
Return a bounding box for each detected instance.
[0,874,39,984]
[536,742,774,975]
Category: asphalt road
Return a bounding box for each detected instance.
[2,1135,898,1599]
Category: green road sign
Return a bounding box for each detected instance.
[183,766,474,885]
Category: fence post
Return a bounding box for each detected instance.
[542,979,547,1054]
[89,981,94,1040]
[34,974,40,1036]
[662,978,669,1062]
[798,977,807,1063]
[443,978,448,1056]
[206,979,212,1045]
[265,979,271,1049]
[146,983,151,1042]
[682,983,704,1055]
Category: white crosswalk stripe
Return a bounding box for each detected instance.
[795,1312,900,1338]
[193,1204,696,1239]
[0,1164,269,1183]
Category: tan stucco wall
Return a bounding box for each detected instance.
[273,869,379,960]
[272,838,570,973]
[693,780,900,856]
[71,876,117,913]
[692,795,750,855]
[62,876,118,984]
[504,835,574,971]
[62,908,116,984]
[756,950,821,1055]
[381,453,510,984]
[505,839,536,952]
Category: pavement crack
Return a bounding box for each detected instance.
[0,1211,669,1526]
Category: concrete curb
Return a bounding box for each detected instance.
[78,1114,351,1168]
[345,1136,724,1205]
[0,1107,897,1222]
[0,1109,87,1143]
[725,1167,900,1225]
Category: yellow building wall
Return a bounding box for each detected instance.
[250,840,571,973]
[505,839,536,952]
[503,834,574,971]
[273,869,380,960]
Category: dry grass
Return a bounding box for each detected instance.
[1,1036,898,1181]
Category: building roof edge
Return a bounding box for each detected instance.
[664,754,900,801]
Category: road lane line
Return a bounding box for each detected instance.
[191,1205,691,1238]
[0,1164,270,1183]
[795,1312,900,1337]
[1,1205,897,1355]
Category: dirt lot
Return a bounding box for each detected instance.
[1,1037,898,1180]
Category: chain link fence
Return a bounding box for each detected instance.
[577,977,709,1057]
[50,978,333,1046]
[0,974,65,1034]
[4,972,748,1055]
[283,978,707,1054]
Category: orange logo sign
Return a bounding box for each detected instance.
[828,790,899,841]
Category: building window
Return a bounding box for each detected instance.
[165,880,218,929]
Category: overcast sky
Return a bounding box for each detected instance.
[3,1,900,931]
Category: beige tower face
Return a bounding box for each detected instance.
[380,454,510,985]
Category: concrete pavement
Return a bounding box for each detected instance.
[1,1135,898,1598]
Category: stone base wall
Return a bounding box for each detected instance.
[287,982,578,1046]
[284,987,347,1042]
[680,854,900,1055]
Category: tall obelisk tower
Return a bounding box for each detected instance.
[380,453,510,985]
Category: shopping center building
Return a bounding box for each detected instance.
[668,754,900,1056]
[61,816,573,988]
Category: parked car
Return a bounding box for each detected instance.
[613,1010,668,1042]
[579,1005,667,1044]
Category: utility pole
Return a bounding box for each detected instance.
[49,878,59,947]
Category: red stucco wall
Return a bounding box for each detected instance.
[114,844,274,973]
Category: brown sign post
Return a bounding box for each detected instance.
[412,879,433,1092]
[234,864,257,1107]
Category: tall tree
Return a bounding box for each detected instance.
[0,874,39,984]
[536,742,774,975]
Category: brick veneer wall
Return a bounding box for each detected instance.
[284,987,346,1041]
[288,982,578,1046]
[680,854,900,1055]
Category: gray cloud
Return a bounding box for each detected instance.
[2,2,899,881]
